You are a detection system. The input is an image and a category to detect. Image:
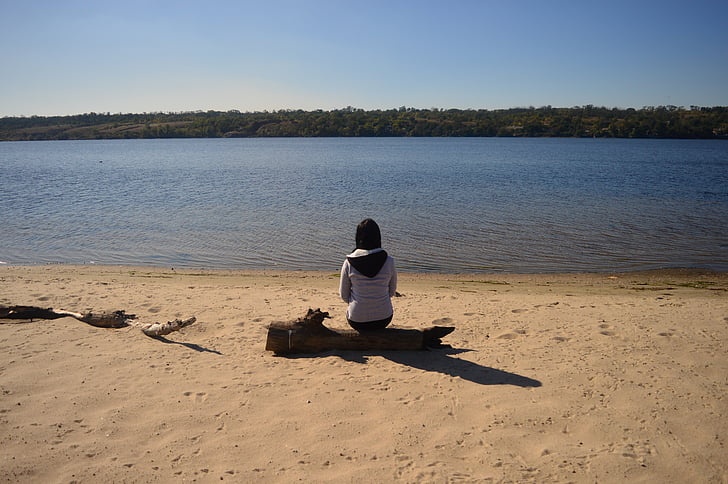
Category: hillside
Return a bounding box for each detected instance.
[1,106,727,141]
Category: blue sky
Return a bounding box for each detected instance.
[2,0,727,116]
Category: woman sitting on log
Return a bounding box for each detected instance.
[339,218,398,332]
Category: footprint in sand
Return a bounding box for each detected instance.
[599,323,617,336]
[534,302,559,308]
[497,329,526,339]
[184,391,208,403]
[511,308,528,314]
[397,394,424,405]
[431,317,453,325]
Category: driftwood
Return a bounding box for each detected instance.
[265,308,455,354]
[0,305,131,328]
[0,305,195,336]
[141,317,196,336]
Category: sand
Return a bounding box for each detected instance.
[1,265,726,483]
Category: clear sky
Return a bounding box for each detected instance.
[2,0,727,116]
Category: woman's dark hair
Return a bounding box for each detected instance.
[355,218,382,250]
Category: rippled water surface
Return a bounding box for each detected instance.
[1,137,727,273]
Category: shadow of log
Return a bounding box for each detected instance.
[279,347,541,388]
[380,348,542,387]
[149,335,222,355]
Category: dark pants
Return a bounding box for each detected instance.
[348,315,392,332]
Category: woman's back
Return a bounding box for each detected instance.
[339,219,398,330]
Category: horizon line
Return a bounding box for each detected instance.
[4,104,727,119]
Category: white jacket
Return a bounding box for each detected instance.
[339,248,397,323]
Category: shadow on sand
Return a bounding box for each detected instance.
[281,347,541,388]
[150,335,223,355]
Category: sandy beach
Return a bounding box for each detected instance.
[1,265,726,483]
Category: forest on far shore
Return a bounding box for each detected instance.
[1,105,727,141]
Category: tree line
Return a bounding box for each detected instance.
[1,105,727,141]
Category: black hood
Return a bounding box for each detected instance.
[347,250,388,278]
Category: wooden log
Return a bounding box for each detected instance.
[1,305,195,336]
[265,308,455,354]
[141,317,196,337]
[0,305,131,328]
[0,305,63,320]
[78,311,132,328]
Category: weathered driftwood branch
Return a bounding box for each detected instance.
[265,308,455,354]
[0,305,132,328]
[141,317,196,337]
[0,305,196,336]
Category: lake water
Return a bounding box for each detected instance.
[1,137,727,273]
